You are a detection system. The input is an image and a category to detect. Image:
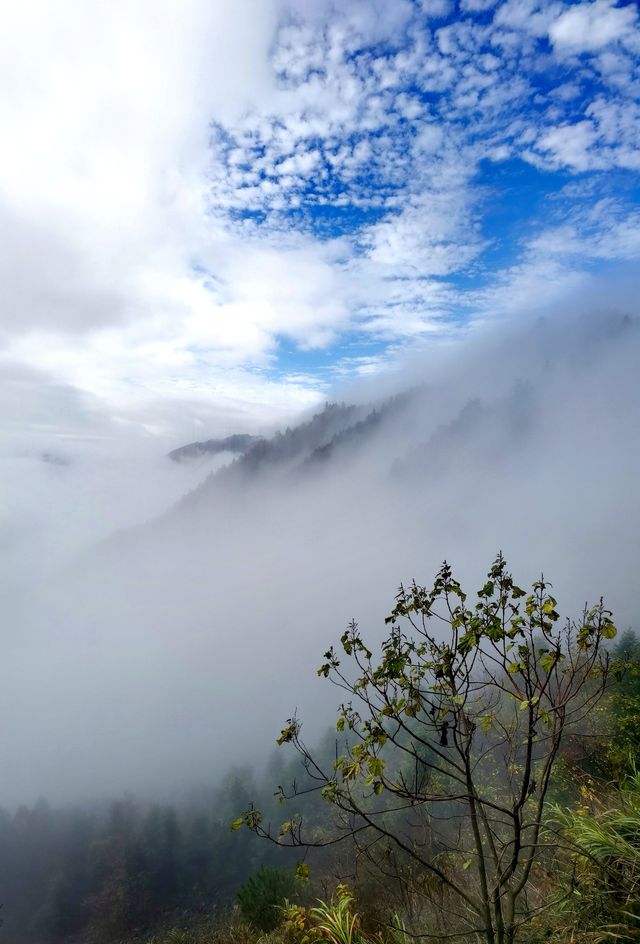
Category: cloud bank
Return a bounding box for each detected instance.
[1,304,638,806]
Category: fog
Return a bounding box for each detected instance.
[1,302,639,807]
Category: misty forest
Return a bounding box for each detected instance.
[2,1,640,944]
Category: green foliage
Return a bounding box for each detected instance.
[145,920,272,944]
[308,884,361,944]
[237,866,296,932]
[535,769,640,943]
[607,631,640,774]
[282,884,377,944]
[555,769,640,896]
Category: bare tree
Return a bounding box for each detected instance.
[235,553,615,944]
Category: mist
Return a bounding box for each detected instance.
[2,301,639,807]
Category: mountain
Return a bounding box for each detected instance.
[168,433,262,462]
[177,400,372,503]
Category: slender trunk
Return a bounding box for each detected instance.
[465,773,495,944]
[458,714,496,944]
[502,890,516,944]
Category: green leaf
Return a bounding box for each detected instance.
[321,781,338,802]
[368,756,385,778]
[276,721,298,745]
[459,631,477,655]
[295,863,310,883]
[540,651,558,673]
[230,817,244,832]
[342,761,362,781]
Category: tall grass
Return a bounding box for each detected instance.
[548,770,640,941]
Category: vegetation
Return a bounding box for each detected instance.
[236,867,296,932]
[544,769,640,941]
[1,555,639,944]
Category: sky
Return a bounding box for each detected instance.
[1,0,639,448]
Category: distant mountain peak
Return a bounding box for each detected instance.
[168,433,262,463]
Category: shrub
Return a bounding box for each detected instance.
[282,884,375,944]
[237,867,295,932]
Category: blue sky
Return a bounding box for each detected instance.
[0,0,639,440]
[204,0,640,390]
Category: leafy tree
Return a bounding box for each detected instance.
[235,554,616,944]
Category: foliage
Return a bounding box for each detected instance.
[237,867,296,932]
[546,769,640,940]
[607,632,640,775]
[282,884,376,944]
[144,920,276,944]
[237,554,615,944]
[308,884,362,944]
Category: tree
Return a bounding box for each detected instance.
[234,553,616,944]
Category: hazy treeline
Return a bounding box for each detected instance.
[0,763,301,944]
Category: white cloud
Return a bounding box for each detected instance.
[460,0,499,11]
[420,0,454,17]
[549,0,638,53]
[0,0,315,436]
[473,200,640,319]
[530,96,640,172]
[494,0,564,38]
[534,119,599,170]
[361,186,483,277]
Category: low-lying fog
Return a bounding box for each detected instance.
[2,304,639,807]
